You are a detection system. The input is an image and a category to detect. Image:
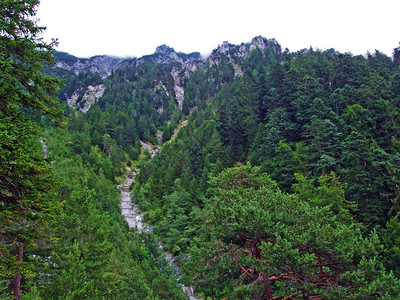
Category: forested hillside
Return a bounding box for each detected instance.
[131,42,400,298]
[2,1,400,299]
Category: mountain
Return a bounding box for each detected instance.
[53,51,128,79]
[45,35,400,299]
[52,36,282,112]
[54,36,281,78]
[9,3,399,298]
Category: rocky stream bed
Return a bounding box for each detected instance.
[118,142,201,300]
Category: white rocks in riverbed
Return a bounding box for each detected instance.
[118,169,200,299]
[119,170,153,233]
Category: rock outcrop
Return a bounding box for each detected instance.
[66,84,105,112]
[140,44,204,67]
[54,52,130,79]
[55,36,280,79]
[207,36,282,75]
[54,36,282,113]
[170,67,185,109]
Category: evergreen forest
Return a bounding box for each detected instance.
[2,1,400,299]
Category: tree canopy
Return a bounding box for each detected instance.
[2,2,400,297]
[1,1,62,298]
[184,164,400,299]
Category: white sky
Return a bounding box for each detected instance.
[37,0,400,58]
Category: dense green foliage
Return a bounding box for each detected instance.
[1,1,184,298]
[2,1,400,298]
[131,43,400,298]
[33,128,186,299]
[184,164,400,298]
[0,1,63,297]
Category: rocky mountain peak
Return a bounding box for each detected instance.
[208,40,247,67]
[215,41,236,55]
[141,45,204,70]
[155,44,176,55]
[53,35,283,114]
[250,36,281,55]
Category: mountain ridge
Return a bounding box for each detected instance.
[53,35,282,112]
[53,35,281,78]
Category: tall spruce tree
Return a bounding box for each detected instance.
[0,1,62,298]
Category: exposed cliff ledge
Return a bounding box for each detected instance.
[54,36,282,113]
[54,45,204,80]
[207,36,282,74]
[54,52,130,79]
[67,84,105,112]
[138,44,204,71]
[54,36,281,80]
[170,67,185,109]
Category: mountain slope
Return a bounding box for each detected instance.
[47,36,400,299]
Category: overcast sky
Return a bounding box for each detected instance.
[37,0,400,58]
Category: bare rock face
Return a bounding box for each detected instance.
[207,36,282,75]
[139,46,205,110]
[147,44,204,65]
[66,90,80,108]
[54,35,280,81]
[67,84,105,113]
[79,84,105,112]
[54,52,131,79]
[137,38,281,110]
[55,36,282,114]
[170,67,185,109]
[250,36,282,56]
[155,44,181,62]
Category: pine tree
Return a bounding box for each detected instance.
[1,1,63,298]
[185,164,400,299]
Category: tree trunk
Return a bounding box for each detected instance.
[13,245,23,300]
[261,272,273,300]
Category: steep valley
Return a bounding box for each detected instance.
[3,24,400,298]
[44,36,400,299]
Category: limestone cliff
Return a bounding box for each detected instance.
[54,52,131,79]
[67,84,105,112]
[53,36,281,113]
